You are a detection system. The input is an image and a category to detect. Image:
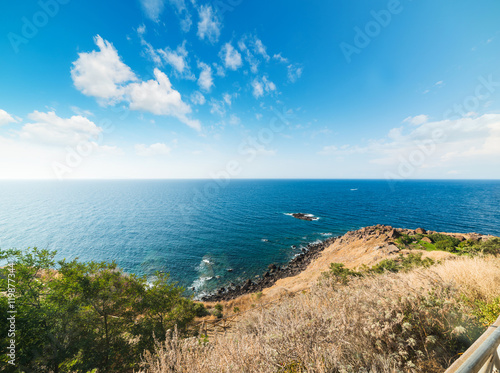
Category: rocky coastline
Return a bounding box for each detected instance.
[201,224,496,302]
[201,236,338,302]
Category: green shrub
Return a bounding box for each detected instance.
[370,259,399,273]
[397,234,415,245]
[0,247,199,372]
[474,297,500,326]
[478,238,500,256]
[322,263,361,284]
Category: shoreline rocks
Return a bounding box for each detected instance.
[201,224,497,302]
[201,236,338,302]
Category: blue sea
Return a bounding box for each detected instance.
[1,180,499,296]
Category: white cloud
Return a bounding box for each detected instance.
[139,0,165,22]
[237,35,270,73]
[71,35,137,104]
[70,106,94,117]
[229,114,240,125]
[319,114,500,177]
[127,68,201,131]
[223,92,237,106]
[251,76,276,98]
[404,114,428,126]
[168,0,192,32]
[158,41,190,74]
[251,79,264,98]
[191,91,206,105]
[213,63,225,77]
[253,38,270,61]
[287,64,303,83]
[0,109,18,126]
[72,36,199,130]
[273,53,288,63]
[197,5,221,43]
[197,61,214,92]
[135,143,171,156]
[19,111,102,146]
[209,99,225,116]
[220,43,242,71]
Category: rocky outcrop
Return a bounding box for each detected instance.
[201,236,338,302]
[202,224,496,302]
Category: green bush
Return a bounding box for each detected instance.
[474,297,500,326]
[0,247,199,372]
[322,263,361,284]
[478,238,500,256]
[397,234,415,245]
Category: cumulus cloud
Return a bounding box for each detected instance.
[127,68,200,131]
[197,61,214,92]
[71,35,137,104]
[158,41,194,79]
[72,36,200,130]
[251,76,276,98]
[319,114,500,177]
[220,43,242,71]
[135,143,171,156]
[19,111,102,146]
[0,109,18,126]
[197,5,221,43]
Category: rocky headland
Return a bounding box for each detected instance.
[202,224,495,302]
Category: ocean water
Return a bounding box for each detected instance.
[0,179,499,295]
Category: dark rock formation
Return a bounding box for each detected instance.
[201,236,338,302]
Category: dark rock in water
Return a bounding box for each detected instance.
[227,268,233,272]
[290,213,317,221]
[268,263,277,271]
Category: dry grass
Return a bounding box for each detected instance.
[140,257,500,373]
[430,256,500,303]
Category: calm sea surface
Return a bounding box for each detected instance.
[1,180,499,295]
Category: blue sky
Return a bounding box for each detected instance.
[1,0,500,179]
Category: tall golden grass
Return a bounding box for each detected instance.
[140,257,500,373]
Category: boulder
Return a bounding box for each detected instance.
[421,237,432,243]
[415,227,427,234]
[385,244,400,254]
[387,229,400,239]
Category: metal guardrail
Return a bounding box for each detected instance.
[445,315,500,373]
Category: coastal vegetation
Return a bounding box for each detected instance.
[0,248,205,372]
[142,256,500,373]
[1,233,500,372]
